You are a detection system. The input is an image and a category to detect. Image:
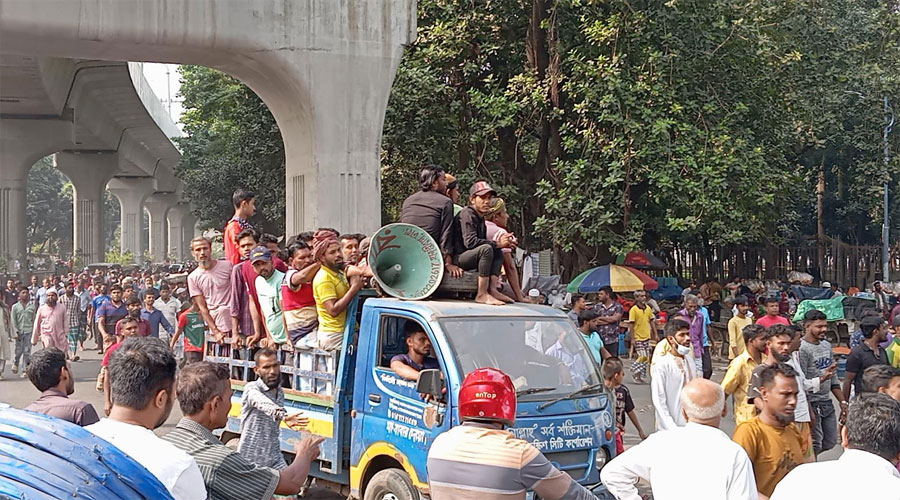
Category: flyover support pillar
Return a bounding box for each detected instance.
[107,177,155,263]
[54,152,119,265]
[0,118,74,277]
[144,193,177,263]
[166,203,193,262]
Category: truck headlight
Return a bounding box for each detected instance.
[595,446,610,471]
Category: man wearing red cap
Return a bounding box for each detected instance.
[456,180,517,305]
[427,367,594,500]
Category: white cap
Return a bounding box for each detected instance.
[175,287,187,295]
[528,288,540,298]
[821,281,831,288]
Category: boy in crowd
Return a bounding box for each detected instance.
[860,364,900,400]
[170,300,207,365]
[628,290,657,383]
[727,295,752,360]
[603,357,648,455]
[102,316,141,416]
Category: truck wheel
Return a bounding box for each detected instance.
[364,468,419,500]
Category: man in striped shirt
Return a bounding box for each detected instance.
[163,361,324,499]
[427,367,594,500]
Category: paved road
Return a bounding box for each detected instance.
[1,340,841,499]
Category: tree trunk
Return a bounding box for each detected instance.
[817,156,826,277]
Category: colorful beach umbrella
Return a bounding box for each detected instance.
[615,251,668,270]
[567,264,659,293]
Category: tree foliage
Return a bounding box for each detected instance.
[169,0,900,278]
[380,0,900,275]
[175,65,285,234]
[27,157,72,256]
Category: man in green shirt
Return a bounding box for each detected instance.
[11,288,35,376]
[250,247,288,348]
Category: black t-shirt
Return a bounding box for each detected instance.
[845,343,890,394]
[614,385,635,429]
[390,353,440,372]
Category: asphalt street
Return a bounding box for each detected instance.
[1,339,842,499]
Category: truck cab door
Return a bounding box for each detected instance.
[358,312,450,490]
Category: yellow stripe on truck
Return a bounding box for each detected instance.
[227,402,334,438]
[350,442,429,494]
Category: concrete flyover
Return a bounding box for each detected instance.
[0,0,417,243]
[0,54,185,268]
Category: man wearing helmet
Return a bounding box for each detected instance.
[426,367,595,500]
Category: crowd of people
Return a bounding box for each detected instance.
[4,169,900,499]
[581,280,900,499]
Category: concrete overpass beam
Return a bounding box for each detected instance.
[0,118,74,274]
[107,177,156,262]
[54,151,119,265]
[144,193,177,263]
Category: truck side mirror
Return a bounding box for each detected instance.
[416,369,443,399]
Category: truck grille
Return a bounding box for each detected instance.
[544,449,590,481]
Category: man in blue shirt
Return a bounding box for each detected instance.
[390,321,440,381]
[89,283,110,354]
[141,289,175,340]
[577,309,610,365]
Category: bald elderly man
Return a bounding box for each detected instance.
[601,378,758,500]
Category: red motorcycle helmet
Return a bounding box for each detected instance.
[458,367,517,427]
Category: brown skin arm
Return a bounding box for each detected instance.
[841,373,856,404]
[322,277,362,318]
[103,373,112,416]
[289,263,321,287]
[627,409,648,440]
[501,253,524,302]
[390,360,421,382]
[193,294,224,341]
[275,437,324,495]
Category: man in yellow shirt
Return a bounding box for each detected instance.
[628,290,658,383]
[721,324,766,425]
[733,362,808,497]
[311,231,363,351]
[727,296,753,359]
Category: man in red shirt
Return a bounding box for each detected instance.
[223,189,256,265]
[755,296,791,329]
[102,316,140,415]
[282,241,320,346]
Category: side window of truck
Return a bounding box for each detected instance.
[378,315,424,368]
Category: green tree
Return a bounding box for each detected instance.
[27,156,72,256]
[175,65,285,234]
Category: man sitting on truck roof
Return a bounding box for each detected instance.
[390,321,440,382]
[164,361,324,500]
[400,164,464,281]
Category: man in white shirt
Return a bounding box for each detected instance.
[86,336,207,500]
[651,318,698,430]
[772,393,900,499]
[154,285,182,351]
[602,378,757,500]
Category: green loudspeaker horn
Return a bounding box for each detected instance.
[368,223,445,300]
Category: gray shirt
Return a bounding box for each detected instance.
[237,379,288,470]
[164,418,279,500]
[24,388,100,426]
[798,338,840,404]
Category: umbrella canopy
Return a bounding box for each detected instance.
[615,251,668,270]
[567,265,659,293]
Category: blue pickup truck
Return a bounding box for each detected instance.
[211,291,616,499]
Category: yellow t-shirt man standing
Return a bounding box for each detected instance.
[727,315,752,359]
[629,303,655,342]
[732,417,806,497]
[313,265,350,350]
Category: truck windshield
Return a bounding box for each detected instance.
[440,317,603,399]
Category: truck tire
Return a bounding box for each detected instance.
[363,468,419,500]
